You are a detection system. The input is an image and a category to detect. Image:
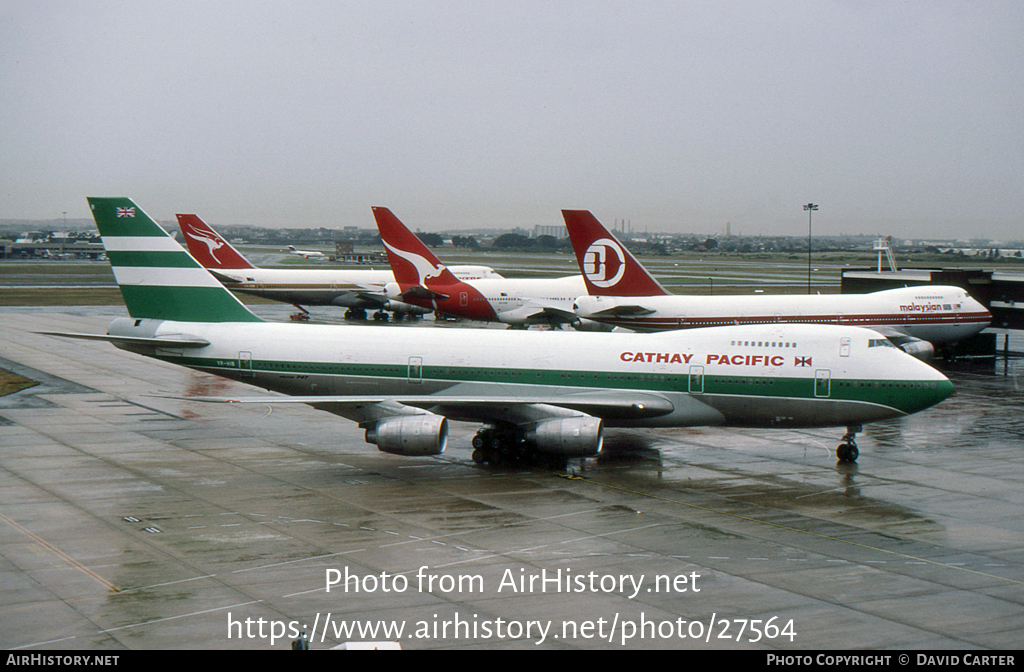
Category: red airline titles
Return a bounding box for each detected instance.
[619,351,801,367]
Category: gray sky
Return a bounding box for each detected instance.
[2,1,1022,239]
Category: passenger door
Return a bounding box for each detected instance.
[688,365,704,394]
[408,356,423,384]
[814,369,831,397]
[238,351,253,378]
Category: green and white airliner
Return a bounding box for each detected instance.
[50,198,955,465]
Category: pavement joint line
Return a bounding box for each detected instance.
[231,548,366,574]
[8,635,78,651]
[1,513,119,593]
[118,575,217,593]
[99,600,262,633]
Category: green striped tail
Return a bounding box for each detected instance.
[88,197,263,323]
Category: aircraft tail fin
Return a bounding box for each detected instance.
[176,214,256,270]
[561,210,670,297]
[371,207,461,289]
[88,197,263,322]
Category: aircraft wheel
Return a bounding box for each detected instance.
[472,449,485,464]
[836,443,859,463]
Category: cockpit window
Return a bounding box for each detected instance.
[868,338,896,348]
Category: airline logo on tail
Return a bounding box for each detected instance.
[183,227,228,264]
[372,206,461,290]
[562,209,669,297]
[380,238,447,286]
[583,237,627,288]
[176,214,255,270]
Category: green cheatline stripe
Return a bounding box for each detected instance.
[106,250,200,268]
[162,354,948,413]
[118,285,262,322]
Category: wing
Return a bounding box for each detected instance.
[588,304,657,317]
[498,302,580,325]
[165,390,675,426]
[394,284,450,302]
[36,331,211,348]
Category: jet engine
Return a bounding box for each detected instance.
[365,414,448,456]
[572,318,615,332]
[384,299,432,316]
[525,417,604,456]
[887,335,936,360]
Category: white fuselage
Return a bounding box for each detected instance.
[575,286,990,344]
[108,318,952,430]
[467,275,589,324]
[212,265,502,308]
[384,275,589,325]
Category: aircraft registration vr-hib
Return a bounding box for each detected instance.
[176,214,501,320]
[45,198,955,466]
[562,210,992,360]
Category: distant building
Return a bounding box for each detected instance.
[335,241,386,264]
[531,225,567,239]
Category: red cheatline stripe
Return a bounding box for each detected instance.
[600,312,991,327]
[1,514,119,593]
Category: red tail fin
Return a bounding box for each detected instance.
[371,207,461,289]
[176,214,255,270]
[561,210,669,297]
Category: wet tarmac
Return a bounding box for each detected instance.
[1,308,1022,650]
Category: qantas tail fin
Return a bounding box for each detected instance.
[89,197,262,322]
[561,210,669,297]
[371,207,461,289]
[176,214,256,269]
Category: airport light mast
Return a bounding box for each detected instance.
[804,203,818,294]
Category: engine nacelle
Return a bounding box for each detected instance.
[887,336,936,360]
[365,415,448,456]
[525,417,604,456]
[898,340,935,360]
[572,318,615,332]
[385,300,432,316]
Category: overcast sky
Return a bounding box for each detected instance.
[2,1,1022,239]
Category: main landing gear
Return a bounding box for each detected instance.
[472,427,527,465]
[289,304,311,321]
[470,426,567,469]
[836,424,861,463]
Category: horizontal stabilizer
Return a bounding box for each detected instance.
[208,269,248,284]
[37,331,211,348]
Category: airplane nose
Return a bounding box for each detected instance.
[963,293,992,321]
[906,365,955,414]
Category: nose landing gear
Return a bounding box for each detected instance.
[836,425,861,463]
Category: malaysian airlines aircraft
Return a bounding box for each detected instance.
[177,213,501,320]
[372,207,589,328]
[47,198,955,465]
[563,210,992,359]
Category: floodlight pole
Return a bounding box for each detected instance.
[804,203,818,294]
